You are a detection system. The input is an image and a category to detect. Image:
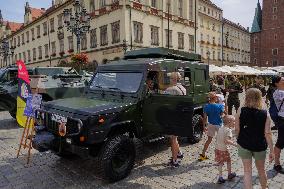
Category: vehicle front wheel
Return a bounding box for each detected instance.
[98,134,136,182]
[188,114,203,144]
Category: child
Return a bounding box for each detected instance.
[215,115,237,184]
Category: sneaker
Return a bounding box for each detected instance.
[167,160,180,168]
[217,177,226,184]
[177,153,184,159]
[274,165,284,174]
[228,172,237,180]
[198,154,209,161]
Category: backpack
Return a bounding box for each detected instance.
[269,98,284,123]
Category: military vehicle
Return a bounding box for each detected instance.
[0,66,90,118]
[32,48,209,182]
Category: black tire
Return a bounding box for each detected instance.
[188,114,203,144]
[98,134,136,182]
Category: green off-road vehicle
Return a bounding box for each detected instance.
[32,48,209,182]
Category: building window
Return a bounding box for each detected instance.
[273,60,278,66]
[274,34,278,40]
[51,42,56,55]
[37,25,41,38]
[59,39,65,52]
[200,33,203,41]
[27,50,31,61]
[188,35,194,50]
[43,22,47,35]
[178,32,184,49]
[178,0,183,17]
[90,29,97,48]
[21,34,25,45]
[150,26,159,46]
[17,36,20,47]
[165,29,172,47]
[23,52,26,62]
[273,15,277,20]
[254,36,257,43]
[111,21,120,44]
[44,44,49,57]
[273,7,277,13]
[26,31,29,43]
[68,36,74,50]
[38,46,42,59]
[90,0,95,12]
[272,48,278,55]
[100,0,106,8]
[189,0,193,19]
[212,37,215,45]
[58,14,63,28]
[100,25,108,46]
[151,0,157,8]
[33,48,36,61]
[19,53,22,60]
[133,21,143,43]
[207,34,210,43]
[50,18,55,32]
[81,34,87,50]
[212,23,215,31]
[31,28,35,40]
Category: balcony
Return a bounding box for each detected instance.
[98,7,107,15]
[111,1,120,10]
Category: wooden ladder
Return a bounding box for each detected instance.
[16,117,35,164]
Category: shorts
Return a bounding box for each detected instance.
[276,124,284,149]
[215,149,231,165]
[238,146,266,161]
[207,124,220,137]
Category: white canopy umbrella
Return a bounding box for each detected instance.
[260,69,279,76]
[222,65,246,75]
[209,65,231,75]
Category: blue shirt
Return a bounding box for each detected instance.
[204,103,224,126]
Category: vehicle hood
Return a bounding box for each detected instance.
[42,97,133,116]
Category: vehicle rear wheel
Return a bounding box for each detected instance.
[98,134,136,182]
[188,114,203,144]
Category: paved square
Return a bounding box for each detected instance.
[0,111,283,189]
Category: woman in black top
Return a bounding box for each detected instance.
[235,88,274,189]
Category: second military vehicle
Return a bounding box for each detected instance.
[0,66,90,118]
[32,48,209,182]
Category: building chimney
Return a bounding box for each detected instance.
[41,8,46,11]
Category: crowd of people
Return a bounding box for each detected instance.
[201,75,284,188]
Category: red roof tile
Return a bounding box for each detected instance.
[30,8,45,21]
[3,21,23,32]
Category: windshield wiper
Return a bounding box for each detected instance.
[108,87,122,91]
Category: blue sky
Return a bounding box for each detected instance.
[0,0,261,28]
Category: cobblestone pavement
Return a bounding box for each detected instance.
[0,111,284,189]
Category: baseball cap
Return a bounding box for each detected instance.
[271,76,281,87]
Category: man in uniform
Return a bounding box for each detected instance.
[251,76,266,97]
[226,76,243,115]
[164,72,186,168]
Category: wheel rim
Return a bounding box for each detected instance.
[193,116,203,139]
[111,145,132,173]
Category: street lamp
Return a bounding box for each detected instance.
[0,39,15,67]
[63,0,91,53]
[206,51,211,66]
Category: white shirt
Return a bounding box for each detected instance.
[216,94,225,106]
[215,126,233,151]
[273,89,284,118]
[165,83,187,96]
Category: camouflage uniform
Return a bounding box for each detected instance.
[226,80,243,115]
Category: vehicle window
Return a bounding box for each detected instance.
[184,68,191,87]
[195,69,206,85]
[90,72,143,93]
[146,71,159,94]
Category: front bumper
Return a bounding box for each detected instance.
[32,128,90,157]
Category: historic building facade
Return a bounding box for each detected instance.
[198,0,250,66]
[251,0,284,67]
[0,0,197,68]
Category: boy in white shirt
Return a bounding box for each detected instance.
[215,115,237,184]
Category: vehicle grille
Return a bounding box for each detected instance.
[44,113,80,135]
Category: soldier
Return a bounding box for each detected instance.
[251,76,267,97]
[226,75,243,115]
[164,72,186,168]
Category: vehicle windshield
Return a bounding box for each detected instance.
[0,69,6,80]
[90,72,143,93]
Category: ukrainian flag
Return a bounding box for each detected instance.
[16,61,31,127]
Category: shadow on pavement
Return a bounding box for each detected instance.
[0,118,19,130]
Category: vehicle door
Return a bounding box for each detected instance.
[142,68,194,137]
